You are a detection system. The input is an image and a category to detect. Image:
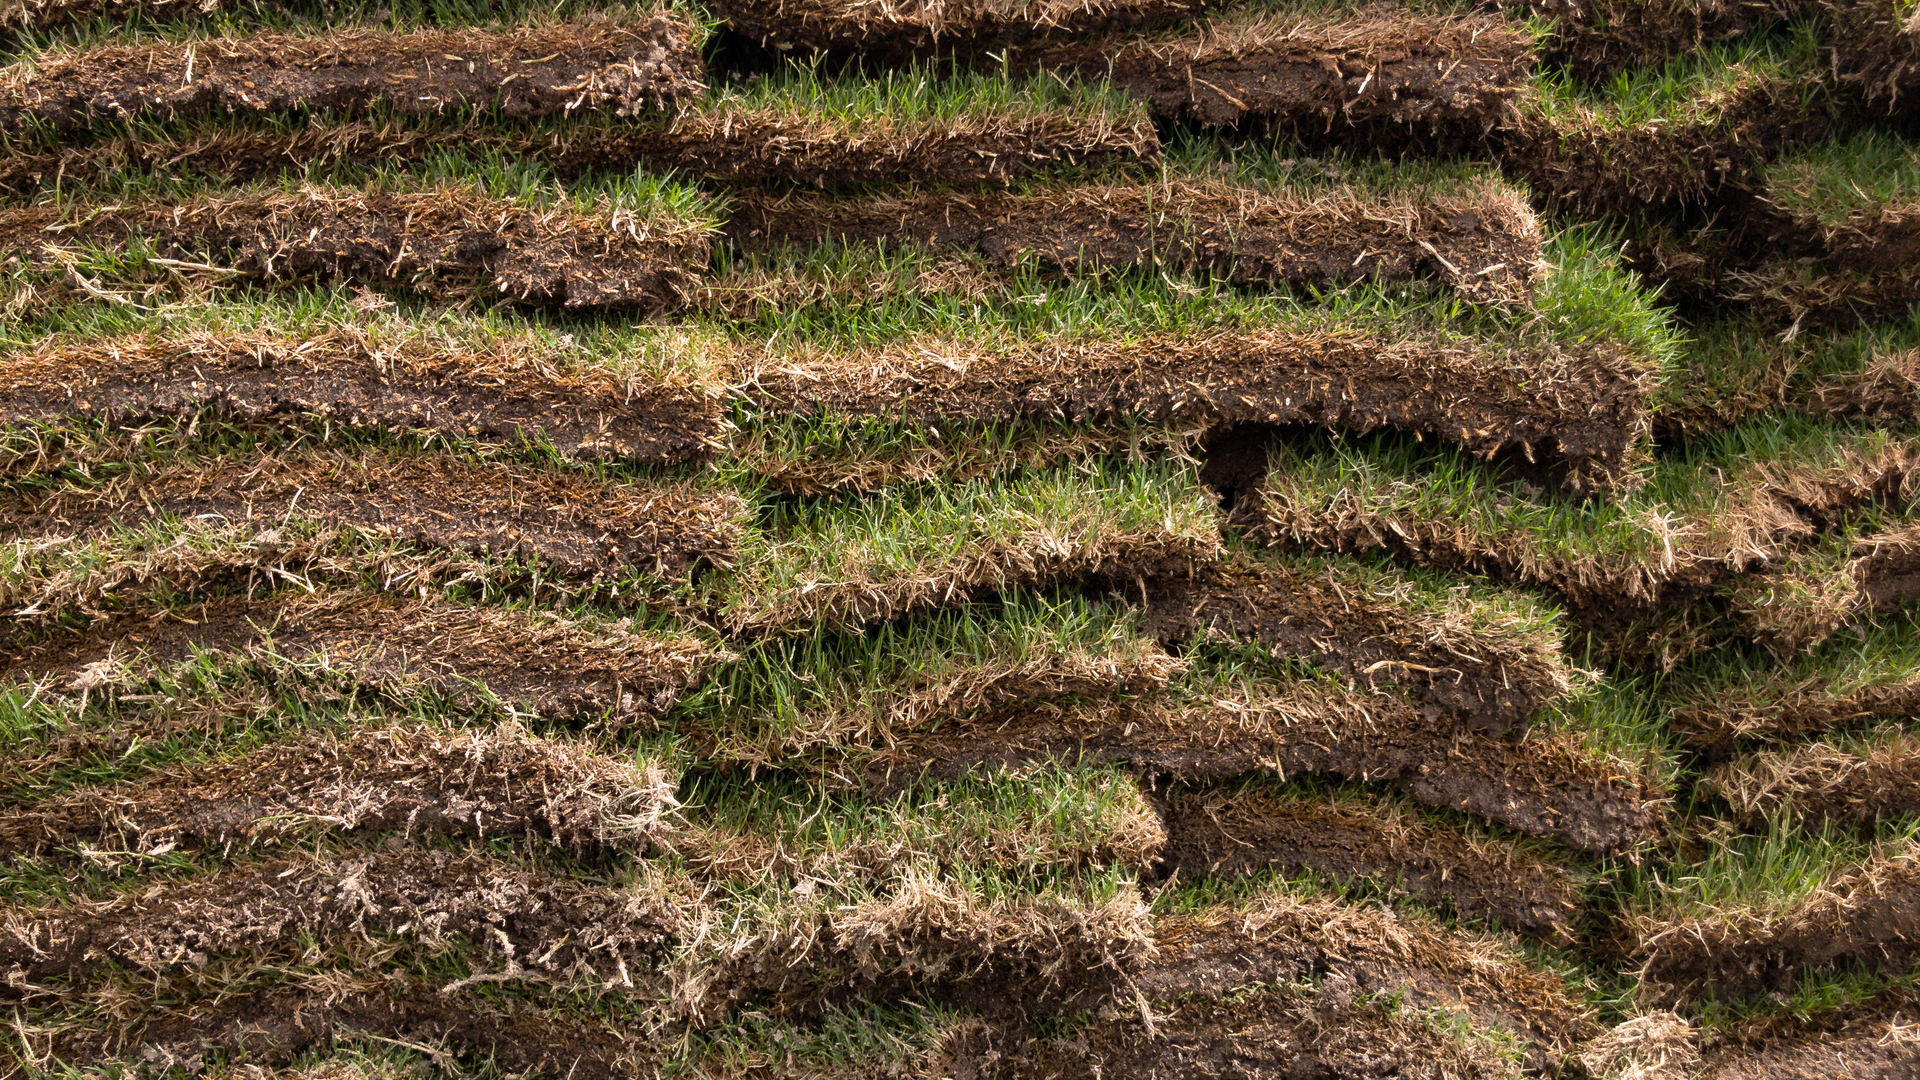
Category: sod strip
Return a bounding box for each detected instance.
[0,846,677,990]
[1152,781,1580,943]
[726,176,1542,304]
[45,977,656,1079]
[711,0,1206,56]
[0,721,678,860]
[1524,0,1816,82]
[1693,994,1920,1079]
[0,590,721,724]
[871,681,1660,854]
[1704,732,1920,830]
[1003,5,1535,131]
[1625,843,1920,1007]
[740,324,1646,489]
[0,0,216,31]
[1826,0,1920,114]
[0,448,745,581]
[1725,521,1920,655]
[0,327,725,466]
[0,12,706,134]
[1120,551,1580,735]
[0,184,714,310]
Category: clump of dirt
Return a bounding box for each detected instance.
[0,446,745,581]
[0,183,713,310]
[0,107,1159,196]
[1006,7,1534,131]
[870,682,1660,855]
[0,721,678,860]
[0,846,678,990]
[1694,991,1920,1079]
[1153,783,1580,944]
[711,0,1206,58]
[1704,735,1920,830]
[1117,555,1579,734]
[1626,843,1920,1005]
[0,12,705,132]
[0,590,720,723]
[45,978,654,1080]
[0,325,723,465]
[740,325,1649,492]
[727,177,1542,304]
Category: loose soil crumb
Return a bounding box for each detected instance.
[0,447,745,581]
[727,177,1542,304]
[1704,734,1920,829]
[0,13,705,132]
[1007,7,1534,130]
[0,184,713,310]
[869,682,1660,855]
[740,325,1648,490]
[0,326,723,465]
[1627,842,1920,1005]
[0,590,719,723]
[0,846,677,989]
[1120,555,1579,734]
[0,721,678,860]
[1154,783,1580,944]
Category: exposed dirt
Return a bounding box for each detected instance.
[0,447,744,581]
[1672,673,1920,753]
[44,979,654,1080]
[740,325,1648,492]
[710,0,1207,58]
[1705,736,1920,830]
[1697,993,1920,1079]
[0,184,711,310]
[1116,555,1576,735]
[1628,845,1920,1005]
[727,177,1542,304]
[0,721,678,861]
[1153,783,1580,943]
[1006,8,1534,131]
[0,14,705,132]
[0,326,722,465]
[0,108,1159,196]
[868,683,1660,855]
[0,846,677,991]
[0,590,717,723]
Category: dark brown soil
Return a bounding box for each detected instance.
[1698,993,1920,1079]
[1005,9,1534,130]
[0,447,744,581]
[868,685,1660,855]
[1630,849,1920,1005]
[1153,784,1579,944]
[999,989,1522,1080]
[0,327,722,465]
[710,0,1208,58]
[1118,556,1572,735]
[726,179,1541,304]
[48,979,653,1080]
[742,325,1647,491]
[0,109,1159,196]
[0,721,677,860]
[0,185,711,311]
[0,590,715,722]
[0,14,705,133]
[0,846,676,990]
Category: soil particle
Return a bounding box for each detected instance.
[710,0,1208,58]
[1006,8,1534,130]
[0,447,744,581]
[0,846,677,991]
[0,590,718,723]
[0,184,713,311]
[740,324,1648,490]
[727,177,1542,304]
[1118,555,1575,735]
[1628,844,1920,1005]
[0,326,723,465]
[1153,783,1580,944]
[0,721,678,861]
[870,683,1660,855]
[0,13,705,132]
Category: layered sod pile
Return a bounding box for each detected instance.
[0,0,1918,1077]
